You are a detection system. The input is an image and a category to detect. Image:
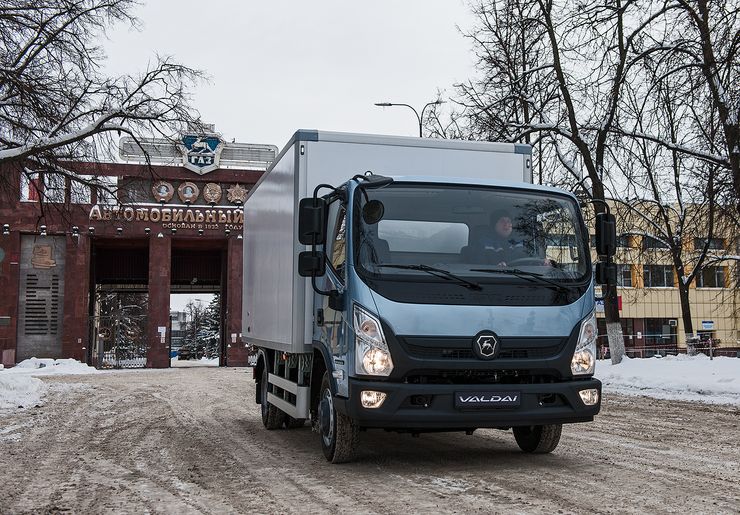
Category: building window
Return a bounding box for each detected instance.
[644,318,677,347]
[694,237,724,251]
[43,173,66,203]
[696,266,725,288]
[642,235,669,250]
[643,265,674,287]
[620,318,635,345]
[617,234,632,248]
[21,171,94,204]
[617,264,632,287]
[70,175,93,204]
[97,176,119,205]
[20,171,41,201]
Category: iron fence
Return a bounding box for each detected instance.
[90,314,148,369]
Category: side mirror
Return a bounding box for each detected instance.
[595,212,616,258]
[298,197,327,245]
[362,199,384,225]
[298,251,326,277]
[595,262,617,286]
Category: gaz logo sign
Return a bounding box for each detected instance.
[180,135,224,174]
[473,330,500,360]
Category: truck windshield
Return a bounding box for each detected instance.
[354,183,590,299]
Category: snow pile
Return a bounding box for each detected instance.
[596,354,740,406]
[11,358,99,376]
[0,375,47,410]
[0,358,99,412]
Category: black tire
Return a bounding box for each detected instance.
[260,366,286,430]
[318,371,359,463]
[513,424,562,453]
[285,416,306,429]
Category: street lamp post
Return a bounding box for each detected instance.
[374,100,445,137]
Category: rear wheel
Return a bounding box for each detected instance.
[513,424,562,453]
[260,365,286,430]
[318,371,359,463]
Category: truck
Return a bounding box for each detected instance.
[243,130,616,463]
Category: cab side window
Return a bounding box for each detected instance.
[325,203,347,283]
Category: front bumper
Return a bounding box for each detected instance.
[335,377,601,430]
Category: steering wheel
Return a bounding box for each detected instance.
[507,257,548,266]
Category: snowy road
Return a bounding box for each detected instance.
[1,367,738,514]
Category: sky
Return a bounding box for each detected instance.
[102,0,479,149]
[170,293,214,312]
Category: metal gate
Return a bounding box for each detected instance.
[91,291,148,369]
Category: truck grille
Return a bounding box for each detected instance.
[403,369,561,385]
[399,336,565,361]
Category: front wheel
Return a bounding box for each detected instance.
[318,372,359,463]
[513,424,562,453]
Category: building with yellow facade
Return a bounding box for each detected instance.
[589,205,739,357]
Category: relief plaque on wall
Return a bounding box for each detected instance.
[152,181,175,202]
[178,182,200,203]
[203,183,222,204]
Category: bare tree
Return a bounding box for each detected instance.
[666,1,738,203]
[608,40,730,341]
[0,0,203,207]
[449,0,679,363]
[448,0,738,362]
[605,1,739,207]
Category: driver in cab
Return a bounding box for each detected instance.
[478,209,526,266]
[472,209,552,267]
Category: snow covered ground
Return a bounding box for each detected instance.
[595,354,740,406]
[0,358,99,411]
[170,356,219,367]
[2,354,739,413]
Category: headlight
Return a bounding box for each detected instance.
[571,311,596,376]
[354,304,393,376]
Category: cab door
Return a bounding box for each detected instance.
[315,200,350,396]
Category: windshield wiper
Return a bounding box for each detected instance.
[470,268,568,293]
[378,264,482,291]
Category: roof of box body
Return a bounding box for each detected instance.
[283,130,531,156]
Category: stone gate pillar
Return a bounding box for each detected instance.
[62,233,90,362]
[225,235,246,366]
[147,235,171,368]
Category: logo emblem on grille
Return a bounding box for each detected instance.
[473,331,500,360]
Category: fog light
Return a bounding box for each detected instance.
[360,390,387,409]
[579,388,599,406]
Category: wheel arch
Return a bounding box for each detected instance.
[254,348,271,404]
[311,343,333,414]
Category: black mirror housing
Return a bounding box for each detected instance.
[298,197,327,245]
[298,251,326,277]
[328,291,344,311]
[595,212,616,257]
[595,262,617,286]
